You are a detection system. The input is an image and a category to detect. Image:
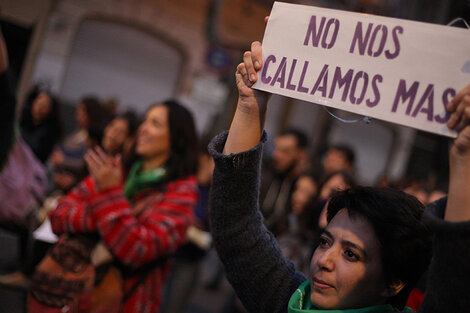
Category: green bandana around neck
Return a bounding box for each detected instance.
[123,160,166,200]
[288,280,411,313]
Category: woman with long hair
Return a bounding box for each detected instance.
[45,100,199,312]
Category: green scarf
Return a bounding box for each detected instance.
[123,160,166,200]
[288,280,413,313]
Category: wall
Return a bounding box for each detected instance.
[25,0,269,135]
[59,18,183,112]
[2,0,445,185]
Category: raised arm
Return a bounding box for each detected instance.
[224,41,270,154]
[445,84,470,222]
[209,41,306,313]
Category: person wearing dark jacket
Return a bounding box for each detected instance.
[20,88,62,163]
[208,40,470,313]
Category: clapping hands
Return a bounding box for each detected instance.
[84,146,122,191]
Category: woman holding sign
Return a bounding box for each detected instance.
[208,40,470,313]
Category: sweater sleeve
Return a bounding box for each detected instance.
[418,197,470,313]
[89,177,198,268]
[50,176,100,234]
[208,131,306,313]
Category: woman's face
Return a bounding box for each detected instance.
[136,105,170,161]
[101,117,130,155]
[31,92,52,123]
[310,209,388,310]
[291,176,317,215]
[323,149,349,175]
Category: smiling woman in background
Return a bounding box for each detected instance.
[44,100,199,313]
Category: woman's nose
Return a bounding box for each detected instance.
[316,247,336,272]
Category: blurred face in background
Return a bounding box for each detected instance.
[323,149,351,176]
[272,135,302,175]
[292,175,318,215]
[136,105,171,164]
[31,92,52,124]
[101,117,130,155]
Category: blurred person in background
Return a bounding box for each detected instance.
[50,96,113,192]
[260,128,308,236]
[40,100,199,313]
[278,171,319,275]
[100,110,140,171]
[321,144,355,178]
[0,109,141,286]
[19,87,62,164]
[160,138,214,313]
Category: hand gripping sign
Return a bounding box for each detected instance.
[253,2,470,137]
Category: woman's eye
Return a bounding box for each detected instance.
[318,237,330,248]
[344,250,359,261]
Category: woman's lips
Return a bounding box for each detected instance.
[313,278,334,289]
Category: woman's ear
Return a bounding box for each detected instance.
[381,280,405,298]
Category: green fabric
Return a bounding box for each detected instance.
[123,160,166,200]
[288,280,412,313]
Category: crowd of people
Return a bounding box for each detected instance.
[0,28,211,313]
[0,9,469,313]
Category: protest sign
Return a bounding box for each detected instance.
[253,2,470,137]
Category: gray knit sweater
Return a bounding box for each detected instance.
[209,131,470,313]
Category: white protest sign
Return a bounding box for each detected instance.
[253,2,470,137]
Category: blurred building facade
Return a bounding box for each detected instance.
[0,0,468,185]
